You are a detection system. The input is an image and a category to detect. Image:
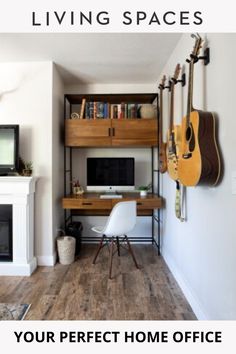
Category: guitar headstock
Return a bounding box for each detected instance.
[173,63,181,81]
[191,33,203,59]
[159,75,166,89]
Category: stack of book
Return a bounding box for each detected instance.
[75,99,142,119]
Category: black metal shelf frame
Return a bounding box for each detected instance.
[63,94,161,255]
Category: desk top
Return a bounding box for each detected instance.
[65,192,160,198]
[62,193,163,210]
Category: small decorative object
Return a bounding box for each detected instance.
[22,160,33,176]
[138,183,152,197]
[140,104,157,119]
[71,112,80,119]
[71,179,84,195]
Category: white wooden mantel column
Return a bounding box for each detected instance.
[0,176,37,276]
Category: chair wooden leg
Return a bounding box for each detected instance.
[109,237,115,279]
[116,236,120,256]
[125,235,139,269]
[93,235,105,264]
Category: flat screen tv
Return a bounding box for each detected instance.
[0,125,19,175]
[87,157,135,191]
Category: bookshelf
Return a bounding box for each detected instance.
[63,93,162,254]
[65,93,158,147]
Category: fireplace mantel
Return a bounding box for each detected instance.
[0,176,37,276]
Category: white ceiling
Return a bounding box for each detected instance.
[0,33,181,85]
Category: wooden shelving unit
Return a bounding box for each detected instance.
[65,119,158,147]
[63,93,162,253]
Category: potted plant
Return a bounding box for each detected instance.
[138,183,152,197]
[23,161,33,176]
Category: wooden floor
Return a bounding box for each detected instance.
[0,245,196,320]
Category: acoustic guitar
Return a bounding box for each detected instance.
[167,63,182,181]
[158,75,167,174]
[178,34,221,186]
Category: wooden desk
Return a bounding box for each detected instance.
[62,192,163,249]
[62,192,163,216]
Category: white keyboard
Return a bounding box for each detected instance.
[100,194,123,199]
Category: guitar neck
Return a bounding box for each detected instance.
[186,60,194,124]
[159,88,164,145]
[169,81,175,132]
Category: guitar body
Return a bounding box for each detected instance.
[178,110,221,186]
[159,142,168,173]
[166,125,181,180]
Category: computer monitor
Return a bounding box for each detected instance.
[87,157,135,192]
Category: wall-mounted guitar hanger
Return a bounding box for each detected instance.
[186,35,210,66]
[163,71,186,90]
[186,34,210,66]
[186,48,210,66]
[171,73,186,87]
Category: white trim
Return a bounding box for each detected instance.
[0,257,37,276]
[37,252,57,266]
[0,177,37,276]
[162,249,208,320]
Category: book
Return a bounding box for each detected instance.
[89,102,94,119]
[85,102,90,119]
[93,102,97,119]
[117,104,121,119]
[97,102,104,118]
[112,105,118,119]
[120,102,125,119]
[80,98,86,119]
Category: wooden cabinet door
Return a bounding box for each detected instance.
[65,120,111,147]
[111,119,158,147]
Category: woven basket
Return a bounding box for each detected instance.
[57,236,76,265]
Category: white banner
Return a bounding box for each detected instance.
[0,320,235,353]
[0,0,235,32]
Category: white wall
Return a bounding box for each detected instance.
[0,61,64,266]
[158,34,236,319]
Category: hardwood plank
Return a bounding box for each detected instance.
[0,245,196,320]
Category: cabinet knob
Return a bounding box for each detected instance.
[82,202,92,205]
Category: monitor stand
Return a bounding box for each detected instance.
[100,191,123,199]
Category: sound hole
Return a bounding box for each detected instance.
[186,124,195,152]
[185,126,192,141]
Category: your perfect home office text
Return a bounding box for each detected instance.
[14,330,222,344]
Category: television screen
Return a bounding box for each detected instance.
[0,125,19,173]
[87,157,134,190]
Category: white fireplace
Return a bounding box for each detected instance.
[0,177,37,276]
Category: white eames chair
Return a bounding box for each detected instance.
[92,200,139,279]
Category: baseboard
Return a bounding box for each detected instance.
[0,257,37,276]
[37,252,57,266]
[162,249,208,320]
